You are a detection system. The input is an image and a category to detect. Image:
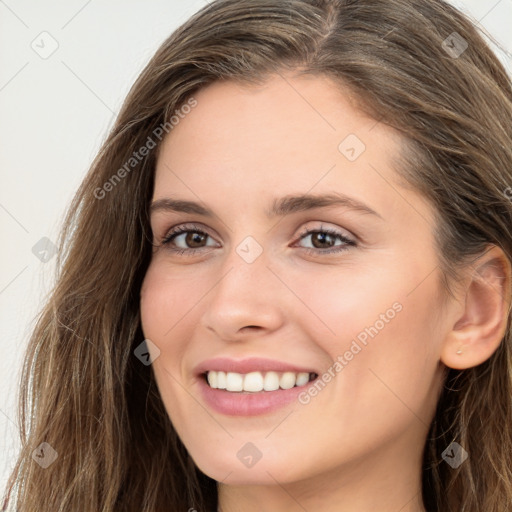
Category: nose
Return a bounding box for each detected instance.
[199,242,286,341]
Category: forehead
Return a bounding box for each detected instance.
[153,73,433,228]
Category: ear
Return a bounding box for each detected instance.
[441,245,512,370]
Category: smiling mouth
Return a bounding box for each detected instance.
[202,370,319,393]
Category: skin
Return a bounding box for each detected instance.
[139,72,511,512]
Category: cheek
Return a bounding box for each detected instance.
[317,270,443,431]
[139,262,202,426]
[295,258,443,427]
[140,261,203,343]
[265,274,444,481]
[286,256,439,363]
[139,262,196,400]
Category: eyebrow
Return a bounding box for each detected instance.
[150,192,383,220]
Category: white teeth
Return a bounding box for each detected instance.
[205,370,314,392]
[226,372,243,391]
[295,372,310,386]
[217,371,227,389]
[207,371,217,388]
[279,371,296,389]
[243,371,264,392]
[263,371,280,391]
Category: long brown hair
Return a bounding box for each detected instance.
[3,1,512,510]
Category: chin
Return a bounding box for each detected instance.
[192,450,307,485]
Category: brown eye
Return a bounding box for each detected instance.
[296,227,356,255]
[160,223,219,254]
[180,231,207,248]
[308,231,337,249]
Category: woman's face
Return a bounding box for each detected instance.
[140,73,450,487]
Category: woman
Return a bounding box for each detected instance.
[3,0,512,510]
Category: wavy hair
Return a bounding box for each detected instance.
[2,0,512,510]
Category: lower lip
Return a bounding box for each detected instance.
[197,375,315,416]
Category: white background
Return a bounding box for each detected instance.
[0,0,511,498]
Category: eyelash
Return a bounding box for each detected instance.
[160,223,357,257]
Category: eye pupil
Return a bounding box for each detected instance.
[187,232,206,247]
[312,232,334,248]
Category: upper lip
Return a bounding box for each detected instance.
[194,357,319,376]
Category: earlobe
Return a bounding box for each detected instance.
[441,245,512,370]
